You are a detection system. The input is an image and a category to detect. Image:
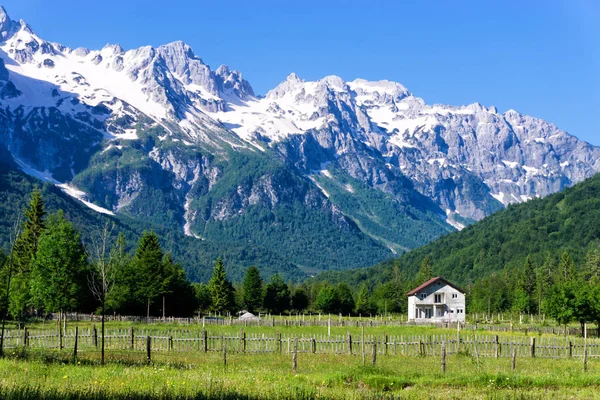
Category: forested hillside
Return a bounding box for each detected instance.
[316,173,600,289]
[0,160,304,282]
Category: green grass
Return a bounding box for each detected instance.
[0,349,598,399]
[11,317,588,339]
[2,321,597,398]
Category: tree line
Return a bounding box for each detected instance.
[468,250,600,331]
[0,189,198,325]
[0,189,424,324]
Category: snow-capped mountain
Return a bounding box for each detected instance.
[0,5,598,273]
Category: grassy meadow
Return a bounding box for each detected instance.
[0,350,599,399]
[0,320,599,399]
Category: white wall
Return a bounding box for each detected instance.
[408,280,465,322]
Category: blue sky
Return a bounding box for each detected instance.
[3,0,599,145]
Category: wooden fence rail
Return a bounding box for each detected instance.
[44,313,599,338]
[2,328,599,360]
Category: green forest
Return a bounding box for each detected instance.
[2,163,600,331]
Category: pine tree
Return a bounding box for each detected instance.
[355,283,372,315]
[580,248,600,284]
[131,231,170,318]
[415,256,433,285]
[161,253,197,317]
[558,251,576,282]
[514,256,536,314]
[242,266,263,313]
[535,256,555,318]
[9,188,46,320]
[208,258,235,314]
[263,274,290,314]
[336,283,355,315]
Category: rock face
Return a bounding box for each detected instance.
[0,6,598,273]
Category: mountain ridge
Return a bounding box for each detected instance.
[0,5,598,277]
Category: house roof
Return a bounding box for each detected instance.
[406,276,466,296]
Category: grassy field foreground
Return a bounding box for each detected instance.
[0,350,599,399]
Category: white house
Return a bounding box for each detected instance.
[407,277,466,323]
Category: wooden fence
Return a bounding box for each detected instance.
[49,313,599,338]
[2,328,599,359]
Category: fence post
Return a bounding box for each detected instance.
[223,339,227,371]
[276,332,281,353]
[168,335,173,351]
[347,331,352,355]
[130,327,134,350]
[23,328,28,347]
[511,348,517,372]
[292,338,298,373]
[441,341,446,374]
[73,326,78,363]
[361,326,366,366]
[569,340,573,358]
[383,333,388,355]
[495,335,499,358]
[583,323,588,372]
[93,325,98,348]
[146,336,151,364]
[372,342,377,365]
[240,330,245,353]
[474,341,480,371]
[202,330,208,353]
[530,337,535,358]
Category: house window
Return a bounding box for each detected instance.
[449,309,454,313]
[452,293,458,299]
[457,309,463,314]
[434,294,442,303]
[420,293,426,300]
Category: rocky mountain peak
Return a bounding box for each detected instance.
[215,64,254,99]
[349,78,411,105]
[101,43,124,55]
[0,5,15,40]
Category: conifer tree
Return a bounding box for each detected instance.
[263,274,290,314]
[580,248,600,284]
[242,266,263,313]
[514,256,536,314]
[415,256,433,285]
[208,258,235,314]
[10,188,46,320]
[355,283,372,315]
[161,253,197,317]
[535,256,555,318]
[132,231,170,318]
[558,251,576,282]
[336,283,355,315]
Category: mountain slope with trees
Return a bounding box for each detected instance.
[0,160,304,282]
[315,173,600,290]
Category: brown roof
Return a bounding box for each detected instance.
[406,276,466,296]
